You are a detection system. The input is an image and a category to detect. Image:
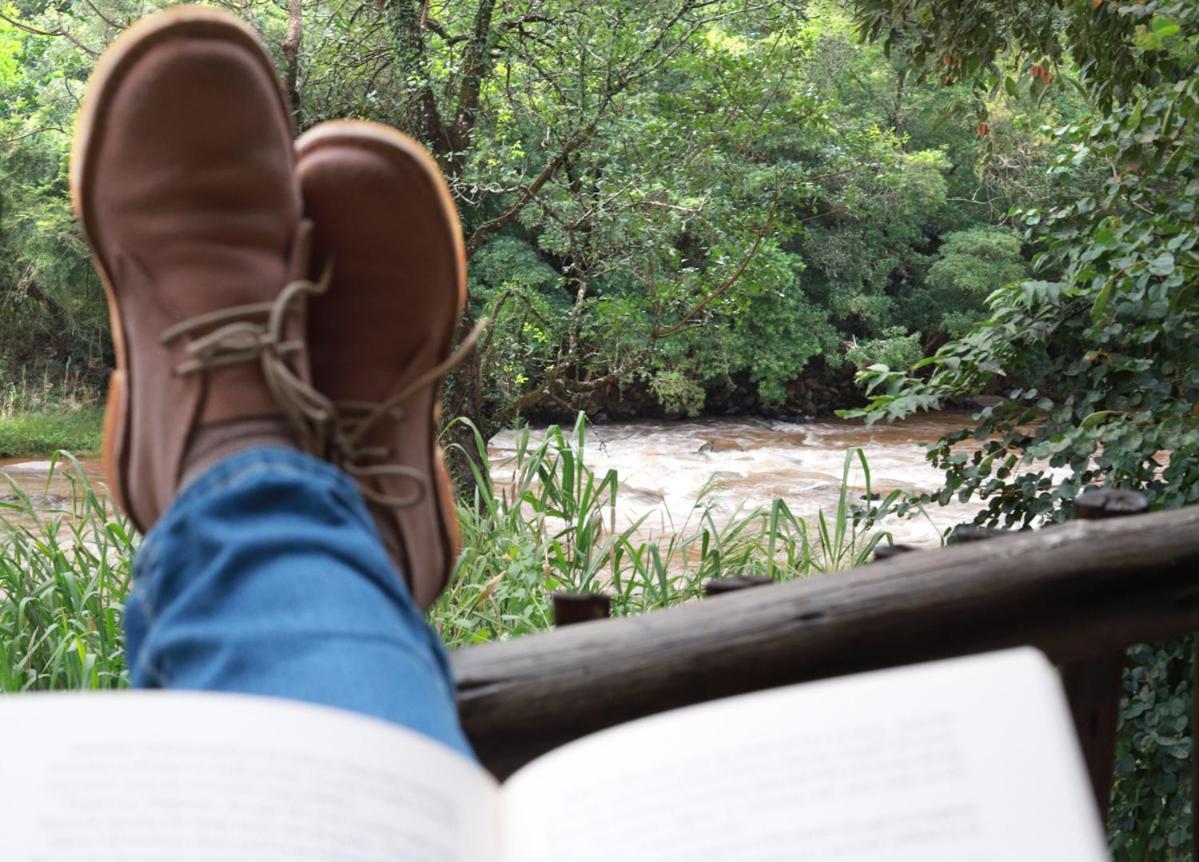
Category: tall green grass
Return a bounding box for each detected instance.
[430,414,898,646]
[0,453,135,690]
[0,408,104,458]
[0,415,901,685]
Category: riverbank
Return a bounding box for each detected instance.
[0,411,982,660]
[1,414,909,688]
[2,411,977,545]
[0,406,103,458]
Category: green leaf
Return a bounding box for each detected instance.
[1091,279,1116,321]
[1150,17,1181,38]
[1093,227,1118,249]
[1148,252,1176,276]
[1080,411,1115,430]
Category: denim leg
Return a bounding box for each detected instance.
[124,446,473,759]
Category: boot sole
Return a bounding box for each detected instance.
[69,5,294,531]
[295,120,467,606]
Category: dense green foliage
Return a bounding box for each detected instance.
[1112,637,1195,859]
[1,0,1059,434]
[851,0,1199,526]
[847,1,1199,856]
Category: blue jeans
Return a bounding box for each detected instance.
[123,446,473,759]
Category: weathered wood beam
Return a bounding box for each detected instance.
[452,505,1199,777]
[551,591,611,627]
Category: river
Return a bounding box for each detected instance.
[1,411,980,547]
[490,412,980,548]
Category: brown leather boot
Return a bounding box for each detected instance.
[71,6,328,532]
[296,121,477,610]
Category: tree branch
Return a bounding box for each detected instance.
[463,0,754,257]
[0,11,99,56]
[651,194,780,339]
[464,113,604,256]
[424,17,468,45]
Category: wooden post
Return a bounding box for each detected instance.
[704,575,775,596]
[1062,488,1149,824]
[552,591,611,627]
[948,525,1007,544]
[873,543,918,561]
[1193,638,1199,862]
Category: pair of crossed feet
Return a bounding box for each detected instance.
[71,6,474,609]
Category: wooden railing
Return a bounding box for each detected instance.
[450,495,1199,841]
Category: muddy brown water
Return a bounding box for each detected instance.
[0,457,100,511]
[0,411,982,546]
[491,411,984,548]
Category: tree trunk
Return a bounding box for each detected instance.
[281,0,304,124]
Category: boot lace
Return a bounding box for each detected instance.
[333,319,489,509]
[160,265,336,454]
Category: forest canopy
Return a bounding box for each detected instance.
[1,0,1062,438]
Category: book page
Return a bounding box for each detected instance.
[500,648,1107,862]
[0,691,498,862]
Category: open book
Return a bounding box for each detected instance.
[2,648,1106,861]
